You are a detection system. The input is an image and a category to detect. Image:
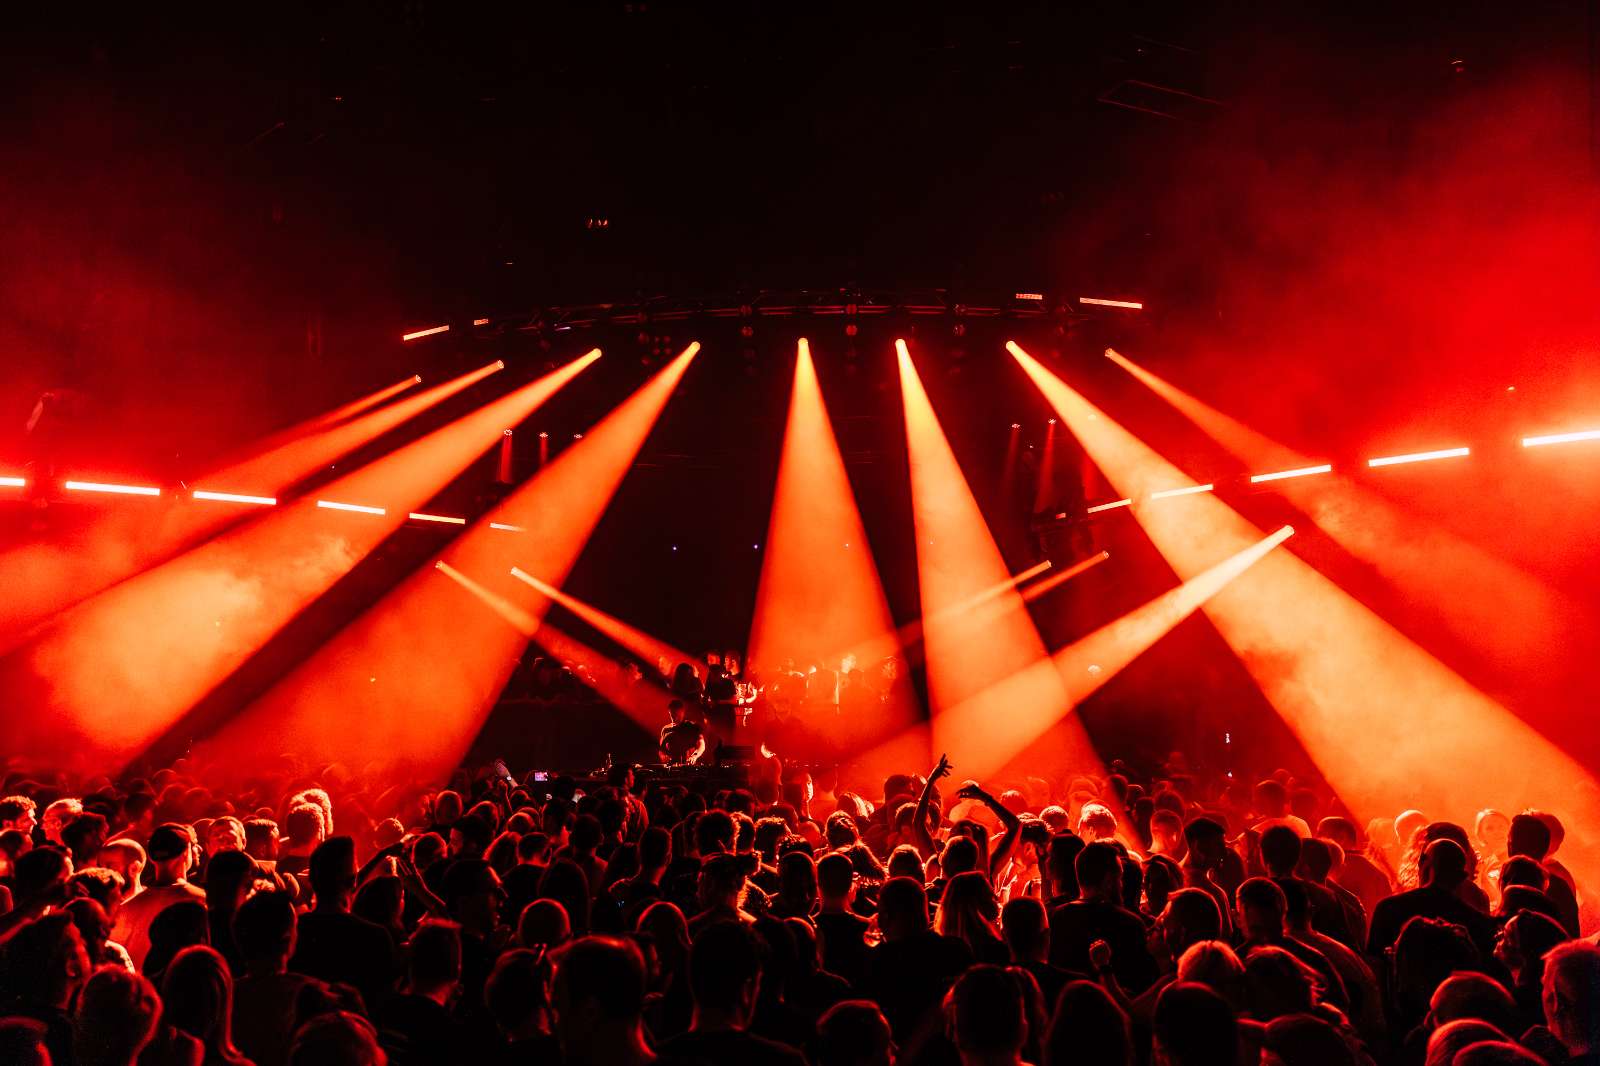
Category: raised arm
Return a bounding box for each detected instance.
[912,753,953,858]
[956,782,1022,879]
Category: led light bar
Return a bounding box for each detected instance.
[1086,498,1133,514]
[472,317,491,326]
[0,476,25,488]
[1367,447,1470,468]
[316,499,386,515]
[193,490,276,506]
[1522,429,1600,448]
[1150,483,1215,499]
[64,480,161,496]
[401,324,450,341]
[409,512,467,525]
[1014,292,1045,301]
[1079,297,1144,310]
[489,522,526,532]
[1250,464,1333,484]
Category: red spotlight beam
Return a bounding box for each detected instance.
[897,338,1102,783]
[201,373,424,476]
[434,563,678,737]
[0,362,502,656]
[509,566,692,671]
[749,340,910,737]
[196,361,503,498]
[894,559,1054,653]
[1013,341,1600,898]
[1019,550,1111,604]
[929,528,1292,768]
[193,345,698,782]
[1101,346,1574,673]
[4,354,596,768]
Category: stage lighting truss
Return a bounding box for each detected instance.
[402,286,1145,349]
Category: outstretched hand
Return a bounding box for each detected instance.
[930,753,953,783]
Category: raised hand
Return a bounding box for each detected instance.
[931,753,953,783]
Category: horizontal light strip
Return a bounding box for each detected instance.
[1523,429,1600,448]
[193,489,276,506]
[401,324,450,341]
[472,317,491,326]
[1079,297,1144,309]
[1150,483,1215,499]
[1086,498,1133,514]
[489,522,526,532]
[65,480,161,496]
[1367,447,1470,468]
[1014,292,1045,301]
[1250,463,1333,484]
[409,512,466,525]
[0,476,26,488]
[316,499,386,515]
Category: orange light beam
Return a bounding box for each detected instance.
[1001,422,1024,505]
[1020,550,1112,604]
[894,559,1054,651]
[438,563,676,736]
[1051,530,1288,702]
[932,528,1292,761]
[1033,418,1058,513]
[193,373,425,485]
[1102,346,1574,674]
[509,566,692,671]
[195,344,698,781]
[749,340,909,716]
[435,560,541,633]
[0,362,501,655]
[199,360,504,496]
[5,353,596,768]
[896,338,1099,782]
[1015,341,1600,896]
[322,373,424,422]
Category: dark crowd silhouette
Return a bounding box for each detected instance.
[2,692,1598,1066]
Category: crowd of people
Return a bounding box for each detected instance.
[1,717,1597,1066]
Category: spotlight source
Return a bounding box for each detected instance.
[1522,429,1600,448]
[1366,447,1470,468]
[1250,464,1333,483]
[401,325,451,341]
[64,481,161,497]
[1149,484,1214,499]
[193,490,277,505]
[316,500,386,515]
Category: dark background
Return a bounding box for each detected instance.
[3,2,1598,773]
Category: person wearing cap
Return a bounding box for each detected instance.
[111,822,204,969]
